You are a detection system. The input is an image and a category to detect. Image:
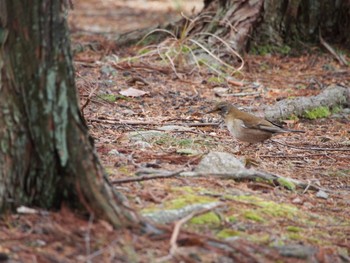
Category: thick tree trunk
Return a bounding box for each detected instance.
[196,0,350,52]
[189,0,264,53]
[0,1,139,228]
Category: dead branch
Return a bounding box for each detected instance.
[111,169,183,184]
[271,140,350,152]
[191,170,324,192]
[88,118,219,127]
[166,204,223,261]
[81,85,99,115]
[264,85,350,121]
[319,31,348,66]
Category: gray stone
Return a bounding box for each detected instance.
[134,140,152,149]
[276,244,316,259]
[316,190,329,199]
[195,152,244,174]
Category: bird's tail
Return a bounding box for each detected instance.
[286,129,305,133]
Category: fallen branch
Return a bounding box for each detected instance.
[319,31,348,66]
[111,169,183,184]
[264,85,350,121]
[88,118,219,127]
[271,139,350,152]
[81,85,99,115]
[188,170,324,192]
[166,204,223,261]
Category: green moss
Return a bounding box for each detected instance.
[138,48,152,55]
[99,94,117,102]
[172,186,199,194]
[287,114,299,121]
[248,233,271,244]
[277,178,296,191]
[118,166,133,176]
[288,232,303,240]
[154,135,171,145]
[104,167,115,175]
[233,195,261,202]
[303,106,331,119]
[251,44,291,55]
[166,194,217,210]
[217,229,241,239]
[244,211,264,222]
[286,226,302,232]
[207,76,225,84]
[226,215,237,223]
[331,105,342,114]
[190,212,221,225]
[258,201,298,218]
[233,195,300,222]
[177,138,194,147]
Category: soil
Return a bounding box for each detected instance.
[1,1,349,262]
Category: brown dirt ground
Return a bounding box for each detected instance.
[1,1,349,262]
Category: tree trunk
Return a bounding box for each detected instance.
[194,0,350,52]
[0,0,139,228]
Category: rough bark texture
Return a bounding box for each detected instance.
[201,0,350,51]
[251,0,350,48]
[189,0,264,53]
[0,1,139,228]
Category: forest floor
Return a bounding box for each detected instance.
[1,0,350,262]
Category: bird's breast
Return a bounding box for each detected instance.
[225,118,272,143]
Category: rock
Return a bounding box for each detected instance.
[100,65,117,76]
[108,149,121,156]
[134,141,152,149]
[316,190,329,199]
[213,87,230,97]
[291,197,303,204]
[17,206,38,214]
[195,152,244,174]
[275,244,317,259]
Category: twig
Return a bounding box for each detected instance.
[222,91,260,97]
[126,76,150,86]
[302,180,312,194]
[271,139,350,152]
[259,153,337,158]
[170,204,222,253]
[319,30,347,66]
[85,213,94,263]
[88,118,219,127]
[193,170,325,192]
[81,85,99,115]
[111,169,184,184]
[157,204,223,263]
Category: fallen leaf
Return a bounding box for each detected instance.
[119,87,149,97]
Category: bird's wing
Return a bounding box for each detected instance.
[241,118,286,133]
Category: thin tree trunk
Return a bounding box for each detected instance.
[0,0,139,228]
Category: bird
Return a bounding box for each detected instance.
[207,102,305,143]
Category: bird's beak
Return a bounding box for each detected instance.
[206,108,217,114]
[206,105,221,114]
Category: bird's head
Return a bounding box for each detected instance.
[207,102,232,117]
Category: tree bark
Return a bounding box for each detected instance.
[0,0,139,228]
[200,0,350,52]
